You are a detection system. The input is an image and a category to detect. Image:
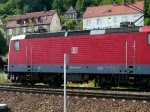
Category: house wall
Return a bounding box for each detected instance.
[83,13,144,30]
[50,12,62,32]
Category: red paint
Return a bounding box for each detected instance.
[9,32,150,66]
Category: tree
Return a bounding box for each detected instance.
[0,0,8,4]
[66,20,76,30]
[62,20,77,31]
[0,30,8,56]
[144,0,150,25]
[52,0,65,14]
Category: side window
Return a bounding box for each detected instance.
[148,34,150,45]
[14,40,20,50]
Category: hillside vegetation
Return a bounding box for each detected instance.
[0,0,149,25]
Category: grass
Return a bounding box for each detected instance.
[0,72,11,83]
[67,80,98,88]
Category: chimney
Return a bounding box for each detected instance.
[44,6,47,12]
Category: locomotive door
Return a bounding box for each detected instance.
[26,42,33,72]
[126,38,136,69]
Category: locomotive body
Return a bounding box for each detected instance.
[6,27,150,89]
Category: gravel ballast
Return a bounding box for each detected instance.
[0,91,149,112]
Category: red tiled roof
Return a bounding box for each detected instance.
[7,16,52,28]
[11,10,57,20]
[83,1,144,18]
[7,10,56,28]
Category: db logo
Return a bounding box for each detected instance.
[71,47,78,54]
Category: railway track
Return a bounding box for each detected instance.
[0,84,150,102]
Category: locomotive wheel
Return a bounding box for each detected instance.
[56,77,63,87]
[21,81,28,86]
[48,76,63,87]
[31,82,35,86]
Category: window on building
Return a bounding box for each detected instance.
[29,19,32,24]
[16,28,19,35]
[97,19,102,26]
[133,15,139,22]
[108,18,111,23]
[35,26,38,30]
[17,20,21,24]
[35,18,38,23]
[122,16,128,22]
[32,18,34,22]
[23,20,26,24]
[113,17,117,23]
[86,19,91,26]
[14,40,20,50]
[45,16,47,20]
[148,34,150,45]
[108,9,111,12]
[38,17,40,22]
[69,15,72,18]
[9,29,12,35]
[23,27,26,33]
[89,11,93,15]
[102,10,106,13]
[43,25,47,29]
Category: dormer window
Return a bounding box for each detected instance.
[38,17,40,22]
[17,20,21,24]
[32,18,34,23]
[35,18,38,23]
[108,9,112,12]
[102,10,106,13]
[45,16,47,20]
[89,11,93,15]
[24,20,26,24]
[29,19,32,24]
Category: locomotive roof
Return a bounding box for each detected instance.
[25,26,141,39]
[11,26,146,40]
[25,27,141,39]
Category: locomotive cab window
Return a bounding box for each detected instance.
[14,40,20,50]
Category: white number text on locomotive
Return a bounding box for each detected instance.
[71,47,78,54]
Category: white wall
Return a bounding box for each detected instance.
[50,12,62,32]
[83,13,144,30]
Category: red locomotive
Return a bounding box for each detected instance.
[5,26,150,89]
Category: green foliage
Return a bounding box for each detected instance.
[0,0,8,4]
[0,73,11,83]
[0,0,55,15]
[0,0,145,16]
[144,0,150,25]
[2,0,16,15]
[60,15,66,24]
[0,31,8,56]
[62,20,77,31]
[52,0,77,14]
[66,20,76,30]
[76,20,83,30]
[144,18,150,26]
[0,0,147,26]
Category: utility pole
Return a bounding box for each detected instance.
[64,53,69,112]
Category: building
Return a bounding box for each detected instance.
[65,6,83,30]
[83,1,144,30]
[6,10,62,38]
[65,6,82,21]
